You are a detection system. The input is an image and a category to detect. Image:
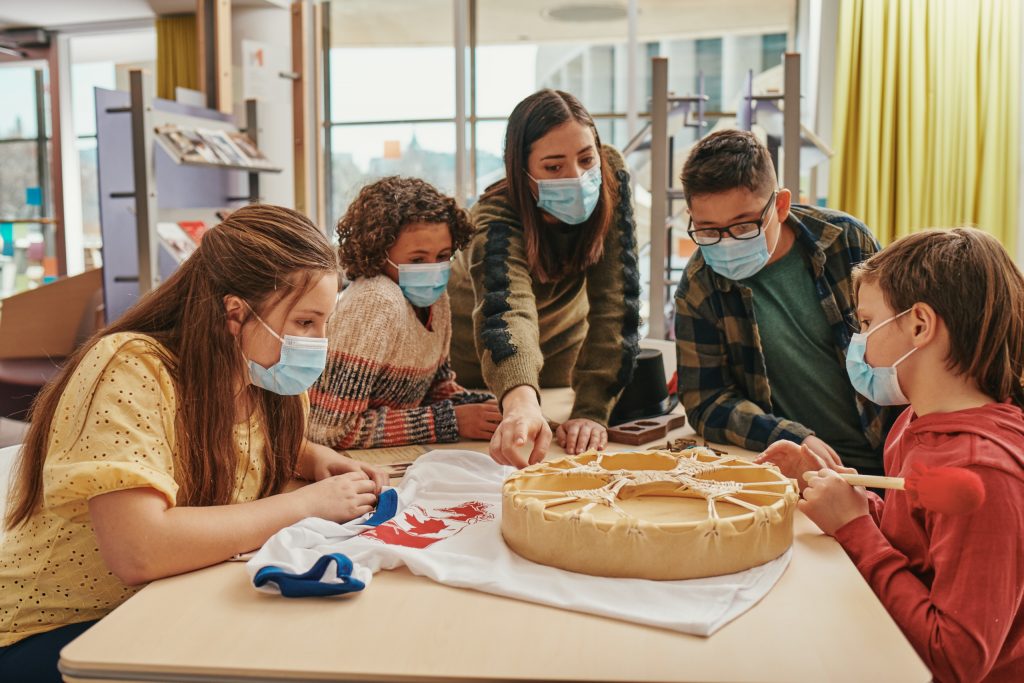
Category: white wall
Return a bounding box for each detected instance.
[231,6,295,208]
[804,0,839,204]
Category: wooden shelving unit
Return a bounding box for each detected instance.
[96,69,281,322]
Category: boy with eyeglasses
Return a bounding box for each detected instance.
[673,129,898,475]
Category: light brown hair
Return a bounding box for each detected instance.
[680,129,777,203]
[854,227,1024,408]
[482,89,613,283]
[6,204,338,529]
[337,176,473,280]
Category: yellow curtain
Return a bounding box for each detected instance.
[830,0,1021,252]
[156,14,199,101]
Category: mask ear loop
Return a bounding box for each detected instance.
[764,195,781,260]
[235,300,282,406]
[889,308,918,368]
[863,308,917,376]
[864,307,913,339]
[241,300,285,343]
[891,346,917,368]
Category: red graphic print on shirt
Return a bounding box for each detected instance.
[363,501,493,549]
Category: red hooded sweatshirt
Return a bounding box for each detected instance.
[834,402,1024,683]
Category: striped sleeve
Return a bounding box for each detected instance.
[423,359,493,406]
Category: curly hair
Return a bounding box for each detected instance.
[337,176,475,279]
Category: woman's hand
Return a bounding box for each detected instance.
[555,418,607,455]
[490,385,552,468]
[755,439,837,492]
[454,400,503,440]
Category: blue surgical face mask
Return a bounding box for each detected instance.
[845,309,916,406]
[244,304,328,396]
[700,231,773,280]
[388,259,450,308]
[698,200,778,280]
[527,162,602,225]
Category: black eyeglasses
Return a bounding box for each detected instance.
[687,192,777,246]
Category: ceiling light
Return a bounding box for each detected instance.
[543,3,628,23]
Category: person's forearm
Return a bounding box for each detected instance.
[317,404,450,449]
[295,438,321,481]
[90,488,312,586]
[501,384,541,413]
[296,438,335,481]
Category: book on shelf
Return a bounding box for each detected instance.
[156,222,198,263]
[196,129,250,167]
[153,123,277,170]
[176,220,209,243]
[226,131,276,169]
[155,125,217,164]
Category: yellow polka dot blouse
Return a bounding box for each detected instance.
[0,333,270,646]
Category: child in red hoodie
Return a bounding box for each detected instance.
[759,228,1024,683]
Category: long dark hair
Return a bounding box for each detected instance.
[6,205,338,529]
[482,89,615,283]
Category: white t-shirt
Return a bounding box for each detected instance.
[247,450,791,636]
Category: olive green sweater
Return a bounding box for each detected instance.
[448,145,640,425]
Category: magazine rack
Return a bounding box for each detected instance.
[96,69,280,322]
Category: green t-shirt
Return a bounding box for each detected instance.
[742,245,877,469]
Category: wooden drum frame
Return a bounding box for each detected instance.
[501,448,798,580]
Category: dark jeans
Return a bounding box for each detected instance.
[0,620,99,683]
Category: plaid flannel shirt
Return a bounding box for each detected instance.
[673,204,900,454]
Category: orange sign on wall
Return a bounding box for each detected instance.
[383,140,401,159]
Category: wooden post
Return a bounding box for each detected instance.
[245,99,260,204]
[313,1,327,228]
[197,0,232,114]
[128,70,159,295]
[783,52,801,199]
[43,45,68,276]
[291,1,311,217]
[648,57,669,340]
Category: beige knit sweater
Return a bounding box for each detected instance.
[308,275,490,448]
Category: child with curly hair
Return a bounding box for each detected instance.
[307,177,500,449]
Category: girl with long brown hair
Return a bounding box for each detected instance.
[0,205,386,680]
[448,89,640,467]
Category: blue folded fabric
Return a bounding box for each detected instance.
[251,489,398,597]
[253,553,366,598]
[365,488,398,527]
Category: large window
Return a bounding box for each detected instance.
[68,29,156,268]
[324,0,795,333]
[326,0,456,225]
[326,0,793,217]
[0,63,52,294]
